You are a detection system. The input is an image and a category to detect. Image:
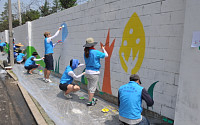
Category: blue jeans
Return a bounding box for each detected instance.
[120,116,150,125]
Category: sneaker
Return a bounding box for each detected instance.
[92,98,98,102]
[45,79,52,83]
[43,78,46,81]
[87,101,96,106]
[64,93,72,99]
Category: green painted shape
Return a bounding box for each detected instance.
[148,81,159,99]
[54,55,61,73]
[97,81,101,90]
[163,117,168,122]
[168,120,173,124]
[81,68,88,85]
[84,77,88,85]
[199,46,200,50]
[4,43,9,53]
[25,46,45,67]
[99,91,104,95]
[55,60,58,73]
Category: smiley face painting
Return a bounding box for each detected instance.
[119,12,145,74]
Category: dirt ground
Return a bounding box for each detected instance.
[0,71,37,125]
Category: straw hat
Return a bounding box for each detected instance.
[15,43,24,47]
[83,38,97,47]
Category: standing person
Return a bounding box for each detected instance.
[59,59,85,98]
[43,27,62,83]
[24,52,44,74]
[83,37,108,106]
[118,74,154,125]
[16,50,25,64]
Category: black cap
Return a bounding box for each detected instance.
[130,74,142,84]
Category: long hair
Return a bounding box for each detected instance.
[84,47,90,58]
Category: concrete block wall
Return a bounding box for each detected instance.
[1,0,188,120]
[174,0,200,124]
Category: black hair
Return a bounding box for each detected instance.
[84,47,90,58]
[70,59,73,66]
[130,77,138,81]
[18,50,22,53]
[32,52,38,56]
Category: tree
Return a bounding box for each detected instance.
[0,2,9,21]
[59,0,77,9]
[39,0,51,17]
[21,9,40,24]
[51,0,62,13]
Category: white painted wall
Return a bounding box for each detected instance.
[174,0,200,124]
[1,0,188,120]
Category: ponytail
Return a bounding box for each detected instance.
[84,47,90,58]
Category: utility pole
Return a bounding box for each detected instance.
[8,0,14,66]
[17,0,22,25]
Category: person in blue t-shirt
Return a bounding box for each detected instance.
[0,41,7,52]
[59,59,85,99]
[43,27,62,83]
[16,50,26,64]
[24,52,44,74]
[83,37,108,106]
[118,74,154,125]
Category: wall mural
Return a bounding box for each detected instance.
[119,12,145,74]
[100,29,115,94]
[54,22,68,73]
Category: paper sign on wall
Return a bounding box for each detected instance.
[191,31,200,47]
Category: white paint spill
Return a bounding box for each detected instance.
[71,108,82,114]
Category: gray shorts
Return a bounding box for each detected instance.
[85,74,99,93]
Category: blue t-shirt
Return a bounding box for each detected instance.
[16,53,25,61]
[44,38,53,54]
[84,49,105,71]
[60,66,73,84]
[119,81,143,120]
[0,42,6,47]
[24,56,35,67]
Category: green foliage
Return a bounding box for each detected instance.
[51,0,62,13]
[59,0,77,9]
[39,0,51,17]
[21,9,40,24]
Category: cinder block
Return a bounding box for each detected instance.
[164,60,180,73]
[163,83,178,97]
[170,10,185,24]
[161,0,186,12]
[161,105,175,119]
[154,92,173,108]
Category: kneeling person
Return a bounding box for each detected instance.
[24,52,44,74]
[59,59,85,99]
[16,50,25,64]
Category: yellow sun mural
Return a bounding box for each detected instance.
[119,12,145,74]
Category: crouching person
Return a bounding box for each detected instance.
[24,52,44,74]
[118,74,154,125]
[59,59,85,99]
[16,50,26,64]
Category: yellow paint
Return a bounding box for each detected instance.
[119,12,145,74]
[102,108,109,113]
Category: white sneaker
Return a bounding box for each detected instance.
[45,79,52,83]
[43,78,46,81]
[64,93,72,99]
